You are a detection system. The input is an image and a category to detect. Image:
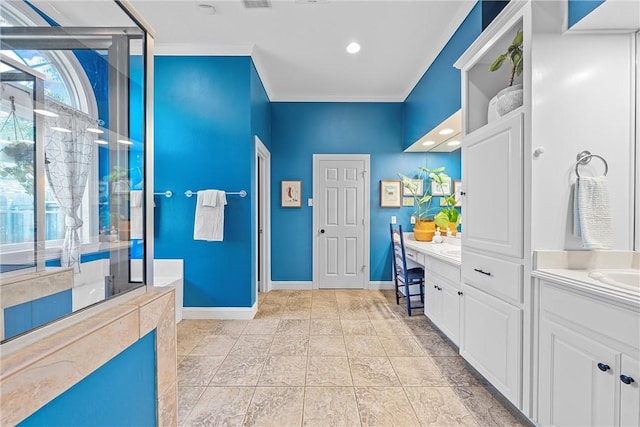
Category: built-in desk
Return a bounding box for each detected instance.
[402,233,463,345]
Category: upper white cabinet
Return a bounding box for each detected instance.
[462,113,523,258]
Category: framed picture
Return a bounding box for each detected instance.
[380,180,401,207]
[453,180,462,207]
[281,180,301,207]
[402,178,423,196]
[431,178,451,196]
[402,197,414,207]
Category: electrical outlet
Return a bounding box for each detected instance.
[410,215,416,225]
[391,216,397,224]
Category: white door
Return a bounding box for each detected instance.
[255,136,270,294]
[313,155,369,289]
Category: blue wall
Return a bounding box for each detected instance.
[154,56,256,308]
[19,330,157,426]
[4,289,72,340]
[270,102,461,283]
[568,0,606,28]
[403,2,483,149]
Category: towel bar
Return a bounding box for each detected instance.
[154,190,173,198]
[184,189,247,198]
[575,151,608,178]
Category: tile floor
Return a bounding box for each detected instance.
[177,290,531,426]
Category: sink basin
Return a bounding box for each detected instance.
[588,269,640,292]
[441,249,462,258]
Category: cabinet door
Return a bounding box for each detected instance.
[620,353,640,427]
[537,318,617,427]
[462,113,523,258]
[425,279,442,324]
[440,283,461,346]
[460,285,521,406]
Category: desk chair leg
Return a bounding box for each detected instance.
[420,281,425,304]
[405,282,412,316]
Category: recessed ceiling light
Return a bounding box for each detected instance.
[34,109,59,117]
[95,139,109,145]
[421,140,436,146]
[447,140,461,146]
[439,128,454,135]
[198,4,216,14]
[51,126,72,133]
[117,139,133,145]
[346,42,361,54]
[87,127,104,134]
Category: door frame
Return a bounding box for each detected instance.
[312,154,370,290]
[255,136,271,295]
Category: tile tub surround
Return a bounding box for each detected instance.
[177,290,532,426]
[0,288,177,426]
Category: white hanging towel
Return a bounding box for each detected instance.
[573,176,612,249]
[130,190,143,240]
[194,190,227,241]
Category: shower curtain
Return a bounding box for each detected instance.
[44,103,95,272]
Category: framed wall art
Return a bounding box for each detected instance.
[380,180,401,207]
[281,180,301,207]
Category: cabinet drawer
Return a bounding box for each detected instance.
[405,248,419,263]
[462,251,523,304]
[540,281,640,350]
[424,256,460,284]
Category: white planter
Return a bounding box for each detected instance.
[496,84,523,116]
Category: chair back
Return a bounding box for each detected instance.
[390,224,409,284]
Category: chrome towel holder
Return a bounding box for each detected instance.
[184,189,247,198]
[575,150,608,178]
[153,190,173,198]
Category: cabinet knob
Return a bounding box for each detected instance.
[620,375,635,385]
[320,229,325,234]
[457,291,463,296]
[460,191,466,196]
[597,363,610,372]
[433,285,438,289]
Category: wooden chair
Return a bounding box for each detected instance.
[390,224,425,316]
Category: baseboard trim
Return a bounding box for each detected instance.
[182,302,258,320]
[368,281,395,290]
[270,281,313,290]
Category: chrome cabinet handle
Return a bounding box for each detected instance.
[620,375,635,385]
[597,363,610,372]
[473,268,492,277]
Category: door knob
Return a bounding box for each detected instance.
[597,363,610,372]
[320,229,325,234]
[620,375,635,385]
[457,291,463,296]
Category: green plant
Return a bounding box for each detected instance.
[399,166,452,228]
[434,195,460,229]
[489,29,523,87]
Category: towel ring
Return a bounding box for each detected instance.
[575,151,608,178]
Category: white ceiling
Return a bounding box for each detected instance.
[30,0,475,102]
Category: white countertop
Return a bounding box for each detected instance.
[402,233,461,266]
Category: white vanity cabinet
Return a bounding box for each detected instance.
[537,279,640,427]
[423,256,462,345]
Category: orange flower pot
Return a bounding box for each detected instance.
[413,219,436,241]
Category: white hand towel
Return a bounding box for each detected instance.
[130,190,143,240]
[201,190,218,207]
[194,190,227,241]
[573,176,612,249]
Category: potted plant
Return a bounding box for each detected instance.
[489,29,523,116]
[399,166,452,241]
[434,195,460,236]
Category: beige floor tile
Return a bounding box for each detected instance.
[378,335,425,356]
[189,335,238,357]
[341,319,376,335]
[281,308,312,319]
[310,306,340,319]
[178,356,225,386]
[344,335,387,357]
[177,386,205,425]
[276,319,311,335]
[306,356,353,386]
[243,387,304,427]
[242,319,280,335]
[310,319,343,335]
[210,355,266,386]
[405,387,478,426]
[308,335,347,356]
[254,303,284,319]
[349,357,400,387]
[183,386,254,427]
[354,387,420,427]
[269,335,309,356]
[229,335,274,356]
[454,386,529,426]
[389,357,449,386]
[208,320,249,335]
[431,357,488,387]
[303,387,360,427]
[370,319,410,335]
[258,356,307,386]
[177,333,204,356]
[401,317,436,335]
[339,309,370,320]
[414,332,459,357]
